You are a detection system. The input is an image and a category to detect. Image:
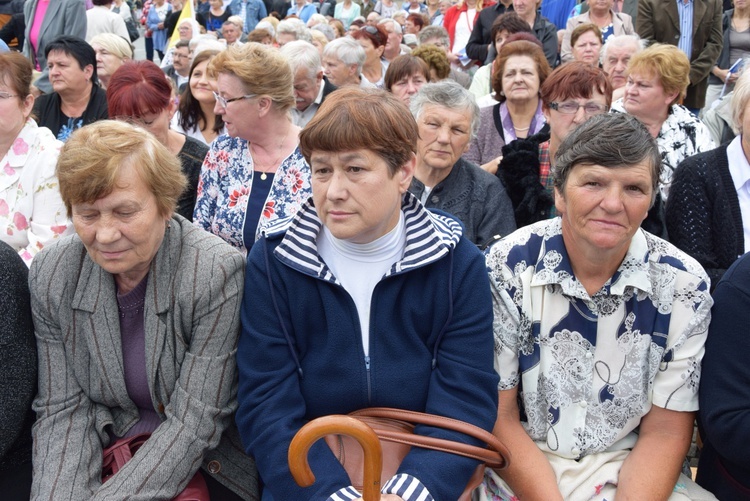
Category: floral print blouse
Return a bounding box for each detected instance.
[0,119,73,266]
[610,101,715,201]
[193,134,312,252]
[486,218,711,460]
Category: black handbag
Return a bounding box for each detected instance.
[125,18,140,42]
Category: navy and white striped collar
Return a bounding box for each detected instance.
[271,192,463,284]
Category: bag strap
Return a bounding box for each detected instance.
[349,408,510,470]
[102,433,151,476]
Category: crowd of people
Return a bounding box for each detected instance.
[1,0,750,498]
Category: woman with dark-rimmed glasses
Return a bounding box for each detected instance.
[493,61,611,228]
[193,43,311,253]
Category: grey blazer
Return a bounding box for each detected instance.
[29,215,259,501]
[23,0,87,94]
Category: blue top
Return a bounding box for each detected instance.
[236,192,499,500]
[287,2,317,23]
[676,0,694,58]
[242,172,274,250]
[230,0,268,32]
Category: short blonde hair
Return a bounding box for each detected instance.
[90,33,134,60]
[57,121,187,218]
[627,43,690,106]
[209,43,295,112]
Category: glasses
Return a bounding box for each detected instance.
[549,101,608,115]
[213,91,257,109]
[0,92,18,100]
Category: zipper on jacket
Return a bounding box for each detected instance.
[364,355,372,403]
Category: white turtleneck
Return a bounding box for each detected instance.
[317,212,406,356]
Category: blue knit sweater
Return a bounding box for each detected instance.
[235,194,499,500]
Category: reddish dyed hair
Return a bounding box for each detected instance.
[540,61,612,109]
[406,13,426,30]
[351,25,388,48]
[106,60,172,119]
[492,39,551,101]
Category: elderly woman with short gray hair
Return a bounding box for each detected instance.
[29,120,258,500]
[322,36,367,87]
[484,112,716,501]
[408,80,516,246]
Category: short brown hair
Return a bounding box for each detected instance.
[247,28,273,43]
[299,88,418,176]
[0,51,33,99]
[490,12,532,43]
[627,43,690,105]
[57,120,187,218]
[411,44,450,80]
[540,61,612,109]
[209,43,295,112]
[384,55,430,91]
[570,23,602,50]
[492,40,551,100]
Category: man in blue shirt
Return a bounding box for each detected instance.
[287,0,317,23]
[230,0,267,32]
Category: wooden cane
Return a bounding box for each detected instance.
[289,415,383,501]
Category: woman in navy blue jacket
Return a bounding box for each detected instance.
[697,253,750,499]
[235,87,499,500]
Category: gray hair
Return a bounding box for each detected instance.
[226,15,244,31]
[600,33,644,65]
[732,70,750,134]
[323,37,365,72]
[410,80,480,140]
[553,113,662,205]
[307,13,327,27]
[312,23,336,41]
[280,40,322,80]
[378,18,402,34]
[277,19,313,43]
[256,20,275,37]
[418,26,450,47]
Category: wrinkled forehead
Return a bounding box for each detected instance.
[48,49,85,69]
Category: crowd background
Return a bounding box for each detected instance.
[2,0,750,497]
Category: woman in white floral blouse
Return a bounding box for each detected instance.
[482,113,717,501]
[610,44,715,204]
[193,43,311,253]
[0,52,72,266]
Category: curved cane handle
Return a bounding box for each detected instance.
[289,415,383,501]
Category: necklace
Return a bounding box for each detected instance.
[250,126,291,180]
[514,125,531,131]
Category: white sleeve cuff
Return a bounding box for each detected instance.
[383,473,435,501]
[326,485,361,501]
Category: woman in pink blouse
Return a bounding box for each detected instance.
[0,51,72,266]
